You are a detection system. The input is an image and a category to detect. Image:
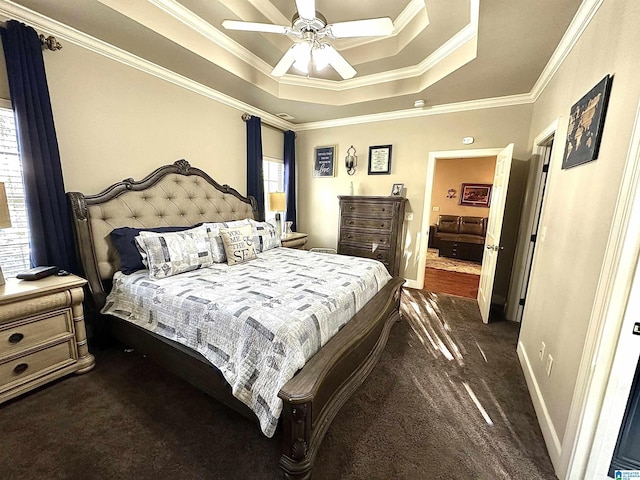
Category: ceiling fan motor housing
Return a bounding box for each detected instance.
[292,12,327,33]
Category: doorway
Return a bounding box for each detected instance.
[424,155,496,299]
[417,145,514,323]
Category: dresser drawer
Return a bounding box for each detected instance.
[341,201,396,218]
[341,217,393,231]
[341,230,392,247]
[339,244,391,266]
[0,340,77,393]
[1,310,74,357]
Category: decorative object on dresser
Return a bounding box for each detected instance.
[432,215,487,263]
[313,145,336,177]
[368,145,392,175]
[391,183,404,197]
[0,274,95,403]
[281,231,308,249]
[0,182,11,286]
[338,195,407,276]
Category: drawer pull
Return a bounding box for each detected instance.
[348,220,354,224]
[8,333,24,344]
[13,363,29,375]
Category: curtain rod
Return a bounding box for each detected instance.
[39,34,62,52]
[241,113,295,136]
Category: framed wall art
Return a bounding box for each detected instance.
[460,183,492,207]
[313,145,336,177]
[368,145,392,175]
[562,74,613,169]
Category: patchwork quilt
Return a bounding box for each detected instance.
[102,248,391,437]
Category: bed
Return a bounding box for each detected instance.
[67,160,403,479]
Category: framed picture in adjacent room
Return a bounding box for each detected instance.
[562,74,613,169]
[368,145,392,175]
[460,183,492,207]
[313,145,336,177]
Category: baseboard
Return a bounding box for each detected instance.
[517,341,563,471]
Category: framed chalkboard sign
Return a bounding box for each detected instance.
[313,145,336,177]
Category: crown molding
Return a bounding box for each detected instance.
[0,0,601,132]
[0,0,295,132]
[295,93,535,131]
[530,0,603,101]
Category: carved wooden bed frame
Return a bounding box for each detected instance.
[67,160,403,479]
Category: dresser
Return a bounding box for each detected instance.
[0,275,95,403]
[338,196,407,276]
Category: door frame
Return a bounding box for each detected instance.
[414,147,503,290]
[561,101,640,479]
[506,119,558,322]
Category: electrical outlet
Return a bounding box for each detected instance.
[539,342,546,361]
[546,354,553,377]
[405,212,413,221]
[432,206,440,212]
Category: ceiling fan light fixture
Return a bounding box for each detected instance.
[292,60,309,74]
[312,44,331,71]
[292,41,312,65]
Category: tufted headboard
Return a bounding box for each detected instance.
[68,159,258,309]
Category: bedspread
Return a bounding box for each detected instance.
[102,248,391,437]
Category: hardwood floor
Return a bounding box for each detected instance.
[424,267,480,299]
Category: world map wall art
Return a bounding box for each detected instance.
[562,74,613,169]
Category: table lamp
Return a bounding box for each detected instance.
[268,192,286,236]
[0,182,12,286]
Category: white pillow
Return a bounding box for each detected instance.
[219,224,258,266]
[250,219,281,252]
[137,225,214,279]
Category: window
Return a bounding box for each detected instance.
[263,156,284,221]
[0,106,30,277]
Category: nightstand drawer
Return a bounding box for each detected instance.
[1,310,74,357]
[0,340,77,393]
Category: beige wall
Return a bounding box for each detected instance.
[517,0,640,466]
[36,42,282,196]
[296,105,533,282]
[429,156,496,225]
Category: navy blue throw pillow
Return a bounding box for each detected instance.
[110,226,193,274]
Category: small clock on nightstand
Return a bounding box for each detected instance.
[281,232,308,249]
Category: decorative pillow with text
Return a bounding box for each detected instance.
[219,224,258,266]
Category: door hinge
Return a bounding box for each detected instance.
[542,164,550,173]
[519,298,526,306]
[530,234,537,242]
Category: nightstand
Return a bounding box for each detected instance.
[281,232,308,249]
[0,274,95,403]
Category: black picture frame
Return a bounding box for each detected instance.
[368,145,392,175]
[313,145,336,177]
[562,74,613,169]
[460,183,492,207]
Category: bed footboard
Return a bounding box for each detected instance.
[278,277,404,479]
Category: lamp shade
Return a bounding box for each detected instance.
[0,182,11,229]
[269,192,286,212]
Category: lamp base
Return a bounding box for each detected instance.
[275,213,282,239]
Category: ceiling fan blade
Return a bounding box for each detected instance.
[271,47,296,77]
[295,0,316,21]
[327,17,394,38]
[222,20,289,35]
[325,45,356,79]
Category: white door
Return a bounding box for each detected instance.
[477,144,513,323]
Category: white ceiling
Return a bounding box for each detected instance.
[4,0,582,125]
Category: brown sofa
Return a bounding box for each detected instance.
[432,215,487,263]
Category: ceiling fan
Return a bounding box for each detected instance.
[222,0,394,80]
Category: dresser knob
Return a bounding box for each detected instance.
[8,333,24,344]
[13,363,28,375]
[348,221,354,224]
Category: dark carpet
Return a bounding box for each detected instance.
[0,289,556,479]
